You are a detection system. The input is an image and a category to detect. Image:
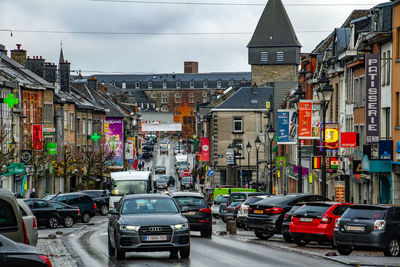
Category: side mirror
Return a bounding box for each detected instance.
[109,208,118,215]
[181,206,190,213]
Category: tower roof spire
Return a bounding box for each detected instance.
[59,41,64,64]
[247,0,301,48]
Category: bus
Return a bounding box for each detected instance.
[109,171,152,208]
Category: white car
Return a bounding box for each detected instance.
[211,194,229,218]
[236,195,270,228]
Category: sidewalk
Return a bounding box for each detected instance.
[213,221,400,267]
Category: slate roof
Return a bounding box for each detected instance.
[247,0,301,48]
[215,86,274,110]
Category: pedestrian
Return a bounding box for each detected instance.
[141,161,145,170]
[29,188,36,198]
[138,161,142,171]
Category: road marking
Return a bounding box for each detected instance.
[98,233,108,236]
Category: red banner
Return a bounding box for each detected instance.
[298,101,312,138]
[341,132,357,147]
[32,124,43,151]
[201,137,210,162]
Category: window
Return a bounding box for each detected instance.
[64,111,68,129]
[161,106,169,112]
[176,82,181,89]
[88,118,92,135]
[353,78,359,106]
[387,50,391,86]
[202,93,208,103]
[135,82,140,89]
[82,118,86,135]
[397,92,400,127]
[261,51,269,62]
[229,80,234,86]
[217,81,222,88]
[148,82,152,89]
[277,51,284,63]
[397,27,400,60]
[359,76,365,105]
[190,81,194,88]
[122,82,126,89]
[76,118,80,134]
[382,52,386,86]
[23,101,27,124]
[30,101,34,123]
[203,81,208,88]
[151,93,156,98]
[162,93,168,104]
[360,125,364,146]
[67,195,80,205]
[189,93,195,103]
[0,199,18,229]
[43,103,53,122]
[163,81,167,89]
[69,112,74,130]
[233,116,243,132]
[175,93,182,104]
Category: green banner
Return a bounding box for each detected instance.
[47,143,57,154]
[3,163,25,176]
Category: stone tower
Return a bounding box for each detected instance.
[248,0,301,85]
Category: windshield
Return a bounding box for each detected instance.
[244,197,264,205]
[174,196,206,207]
[111,180,148,196]
[157,178,167,183]
[214,195,225,202]
[342,207,387,220]
[121,198,179,214]
[294,204,331,216]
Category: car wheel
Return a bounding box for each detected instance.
[337,245,352,256]
[201,228,212,238]
[100,204,109,216]
[108,231,115,257]
[82,212,91,223]
[384,237,400,257]
[236,221,242,228]
[63,216,74,228]
[294,237,309,247]
[48,217,59,229]
[254,231,272,240]
[180,246,190,259]
[222,216,226,223]
[283,233,293,243]
[114,232,125,260]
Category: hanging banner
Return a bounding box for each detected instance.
[334,182,345,202]
[324,123,339,150]
[226,149,234,165]
[298,101,312,138]
[105,118,124,166]
[276,156,286,167]
[32,124,43,151]
[277,109,297,144]
[341,132,357,147]
[201,137,210,162]
[365,53,380,143]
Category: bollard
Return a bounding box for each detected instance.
[226,218,237,234]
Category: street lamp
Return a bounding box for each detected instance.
[254,136,262,192]
[232,141,240,187]
[317,71,333,197]
[267,126,275,194]
[291,84,305,193]
[246,142,252,188]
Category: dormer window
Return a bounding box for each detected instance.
[277,51,284,63]
[203,81,208,88]
[261,51,269,62]
[217,81,222,88]
[122,82,126,89]
[190,81,194,89]
[148,82,152,89]
[163,81,167,89]
[176,81,181,89]
[135,82,140,89]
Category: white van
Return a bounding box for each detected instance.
[109,171,152,208]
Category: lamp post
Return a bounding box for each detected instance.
[233,142,239,187]
[317,71,333,197]
[254,136,262,192]
[246,142,252,188]
[291,84,305,193]
[267,126,275,194]
[227,143,234,186]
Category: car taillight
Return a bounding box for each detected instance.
[22,219,29,245]
[33,216,38,229]
[199,208,211,214]
[248,207,253,213]
[38,255,53,267]
[284,213,289,219]
[210,202,213,206]
[94,203,97,209]
[264,207,283,215]
[335,218,340,228]
[237,204,242,211]
[78,208,81,215]
[225,206,229,211]
[321,216,331,224]
[374,220,385,230]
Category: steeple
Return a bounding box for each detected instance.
[59,41,64,64]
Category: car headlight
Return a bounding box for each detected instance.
[120,225,140,231]
[173,223,189,230]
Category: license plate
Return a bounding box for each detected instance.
[184,211,196,216]
[254,210,263,214]
[144,235,167,241]
[300,217,313,222]
[346,225,364,231]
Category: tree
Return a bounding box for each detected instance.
[27,142,52,195]
[52,145,77,192]
[0,126,16,175]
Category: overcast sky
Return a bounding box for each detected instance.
[0,0,385,75]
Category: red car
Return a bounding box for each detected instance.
[289,202,352,246]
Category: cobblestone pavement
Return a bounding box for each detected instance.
[37,238,78,267]
[214,219,400,267]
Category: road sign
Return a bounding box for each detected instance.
[207,169,214,176]
[183,169,190,176]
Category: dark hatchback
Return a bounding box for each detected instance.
[0,234,53,267]
[334,205,400,257]
[172,192,212,238]
[50,201,81,228]
[108,194,190,259]
[51,193,97,223]
[247,194,329,240]
[282,203,304,243]
[24,199,60,229]
[81,190,110,215]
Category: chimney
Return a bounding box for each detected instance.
[11,44,27,66]
[44,62,57,84]
[184,61,198,74]
[87,76,98,90]
[59,60,71,93]
[26,56,45,78]
[0,44,7,56]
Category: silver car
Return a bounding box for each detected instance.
[16,199,38,246]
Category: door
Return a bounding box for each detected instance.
[379,174,390,204]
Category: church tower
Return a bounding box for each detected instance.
[248,0,301,85]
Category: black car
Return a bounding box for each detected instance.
[172,192,212,238]
[224,201,243,221]
[246,194,329,240]
[155,177,169,190]
[51,193,97,223]
[334,205,400,257]
[81,190,110,215]
[50,201,81,228]
[108,194,190,259]
[219,202,228,222]
[160,175,175,187]
[141,151,153,160]
[0,234,53,267]
[24,199,60,229]
[281,203,304,243]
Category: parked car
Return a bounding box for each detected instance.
[228,192,269,206]
[160,145,169,155]
[282,203,304,243]
[51,193,97,223]
[236,195,270,228]
[247,194,330,240]
[334,204,400,257]
[155,166,167,175]
[219,202,228,222]
[211,195,229,218]
[224,201,243,221]
[181,177,194,190]
[24,199,60,229]
[174,145,185,155]
[289,202,352,246]
[0,188,27,244]
[141,151,153,160]
[108,194,190,259]
[50,201,81,228]
[0,234,53,267]
[16,199,38,246]
[156,175,175,187]
[172,192,212,238]
[81,190,110,215]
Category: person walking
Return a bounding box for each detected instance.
[29,188,36,198]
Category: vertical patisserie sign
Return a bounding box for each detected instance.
[365,54,380,143]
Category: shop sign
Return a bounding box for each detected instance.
[379,140,392,160]
[340,132,357,147]
[2,163,25,176]
[365,54,380,143]
[43,128,55,135]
